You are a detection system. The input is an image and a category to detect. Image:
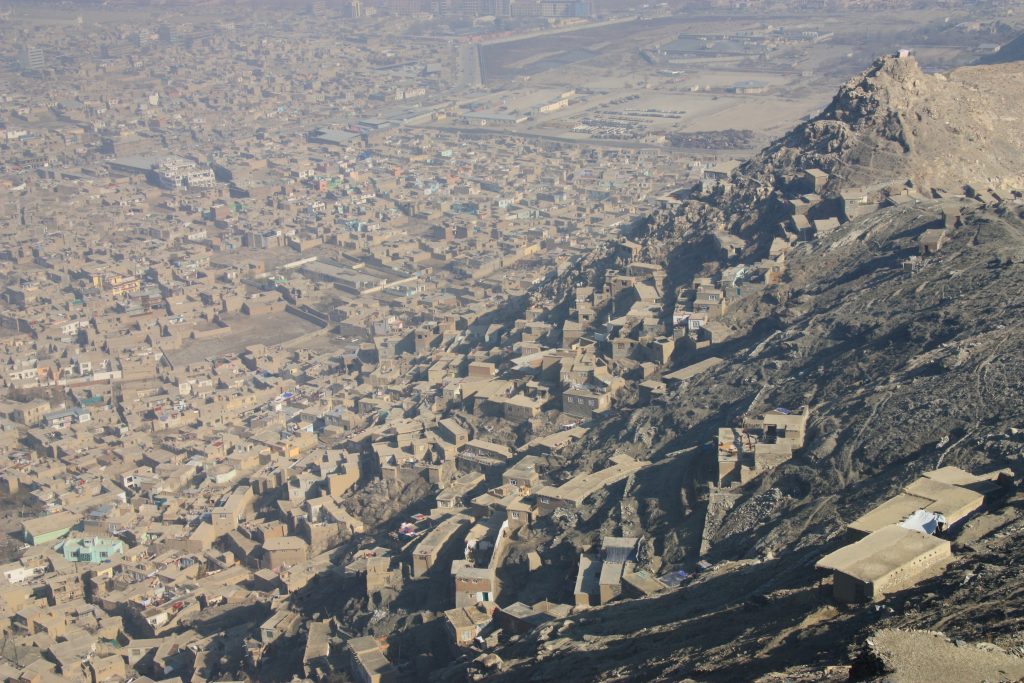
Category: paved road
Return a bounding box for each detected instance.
[455,42,482,90]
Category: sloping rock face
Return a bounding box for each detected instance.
[753,55,1024,192]
[766,56,1024,191]
[687,55,1024,256]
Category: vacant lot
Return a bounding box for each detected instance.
[166,312,321,366]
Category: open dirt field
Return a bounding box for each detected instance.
[165,312,321,366]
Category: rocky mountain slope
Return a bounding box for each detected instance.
[750,55,1024,194]
[645,54,1024,264]
[450,54,1024,682]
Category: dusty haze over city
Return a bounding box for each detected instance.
[0,1,1022,682]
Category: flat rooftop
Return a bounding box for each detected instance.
[848,493,932,535]
[414,515,468,555]
[664,356,723,382]
[541,457,644,504]
[816,525,950,583]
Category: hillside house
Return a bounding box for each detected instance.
[537,455,644,514]
[412,515,470,578]
[918,228,947,255]
[348,635,399,683]
[22,511,79,546]
[443,601,496,648]
[715,406,809,487]
[816,525,952,603]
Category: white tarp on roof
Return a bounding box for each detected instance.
[900,509,946,535]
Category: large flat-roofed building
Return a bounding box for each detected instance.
[58,536,125,564]
[816,525,952,603]
[847,466,1004,538]
[18,44,45,71]
[22,511,79,546]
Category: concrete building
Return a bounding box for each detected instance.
[57,536,125,564]
[847,466,1005,538]
[18,44,45,71]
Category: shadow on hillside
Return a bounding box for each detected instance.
[190,600,272,638]
[490,557,872,682]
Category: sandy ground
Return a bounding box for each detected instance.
[166,311,321,366]
[870,629,1024,683]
